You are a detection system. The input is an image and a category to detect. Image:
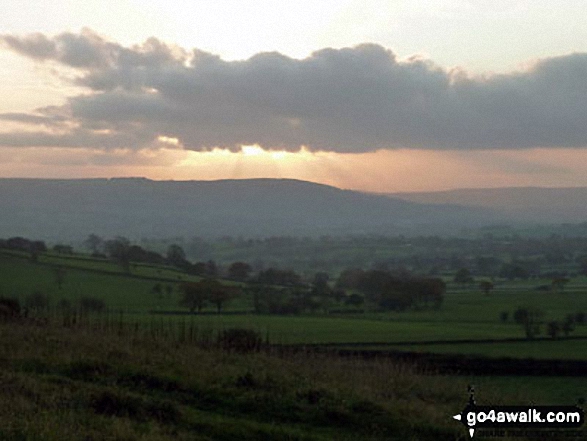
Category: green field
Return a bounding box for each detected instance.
[2,250,587,354]
[2,250,587,440]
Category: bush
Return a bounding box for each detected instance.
[79,297,106,313]
[217,328,263,353]
[90,390,181,424]
[0,297,21,319]
[25,291,49,311]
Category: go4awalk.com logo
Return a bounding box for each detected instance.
[452,387,585,438]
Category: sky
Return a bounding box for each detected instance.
[1,0,587,192]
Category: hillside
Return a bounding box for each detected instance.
[0,178,496,240]
[391,187,587,224]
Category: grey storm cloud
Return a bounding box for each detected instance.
[1,30,587,152]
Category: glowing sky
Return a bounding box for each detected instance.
[1,0,587,192]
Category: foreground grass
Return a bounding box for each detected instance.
[0,319,550,441]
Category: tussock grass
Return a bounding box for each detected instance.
[0,319,481,440]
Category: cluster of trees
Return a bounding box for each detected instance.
[87,235,229,279]
[98,236,167,271]
[0,237,75,260]
[0,294,106,320]
[337,269,444,311]
[0,236,47,261]
[179,279,240,313]
[504,307,585,339]
[178,270,362,316]
[246,283,336,315]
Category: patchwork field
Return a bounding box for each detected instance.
[1,249,586,440]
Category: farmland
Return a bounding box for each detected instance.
[1,245,586,440]
[2,249,586,355]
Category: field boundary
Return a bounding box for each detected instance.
[277,335,587,348]
[272,346,587,376]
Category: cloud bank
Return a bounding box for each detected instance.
[1,29,587,152]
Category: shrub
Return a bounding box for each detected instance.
[217,328,263,353]
[25,291,49,311]
[90,390,181,424]
[79,297,106,313]
[0,297,21,319]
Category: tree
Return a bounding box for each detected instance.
[104,236,131,273]
[6,237,31,251]
[228,262,252,281]
[562,316,575,337]
[0,297,21,319]
[513,307,544,339]
[577,255,587,276]
[54,267,67,290]
[454,268,473,285]
[29,240,47,263]
[313,272,329,286]
[479,280,494,296]
[336,268,364,290]
[190,262,208,276]
[152,283,163,307]
[206,260,218,277]
[345,293,364,308]
[475,256,501,276]
[56,299,72,313]
[208,282,240,313]
[25,291,49,312]
[356,270,444,311]
[547,321,561,339]
[179,282,208,313]
[499,263,530,281]
[311,272,333,313]
[80,297,106,313]
[166,244,189,269]
[246,283,273,314]
[84,234,103,255]
[551,277,570,294]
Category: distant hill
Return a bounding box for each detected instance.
[391,187,587,224]
[0,178,497,240]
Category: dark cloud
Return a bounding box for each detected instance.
[0,128,150,149]
[1,30,587,152]
[0,112,66,126]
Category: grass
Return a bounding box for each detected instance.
[0,319,475,440]
[134,314,526,344]
[1,317,584,440]
[466,376,587,405]
[0,252,250,312]
[2,250,587,351]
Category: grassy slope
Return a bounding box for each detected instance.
[0,320,474,441]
